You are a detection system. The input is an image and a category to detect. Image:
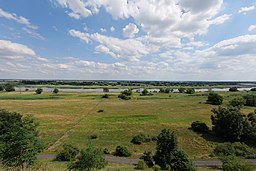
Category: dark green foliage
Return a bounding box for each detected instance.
[35,88,43,94]
[140,151,154,168]
[159,88,172,93]
[103,88,109,92]
[229,87,238,92]
[131,134,146,144]
[244,94,256,107]
[56,144,79,161]
[186,88,195,94]
[68,146,108,171]
[118,93,131,100]
[222,157,253,171]
[229,97,245,109]
[0,85,3,91]
[207,92,223,105]
[53,88,59,94]
[121,89,132,96]
[154,129,194,171]
[0,109,44,169]
[135,160,146,170]
[115,145,132,157]
[191,121,209,133]
[103,148,110,154]
[152,165,161,171]
[211,107,245,141]
[170,149,195,171]
[140,89,153,96]
[4,84,15,92]
[214,142,253,157]
[178,88,185,93]
[250,88,256,91]
[102,94,109,98]
[89,134,98,139]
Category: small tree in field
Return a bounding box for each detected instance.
[35,88,43,94]
[68,146,107,171]
[207,92,223,105]
[53,88,59,94]
[154,129,194,171]
[0,109,45,170]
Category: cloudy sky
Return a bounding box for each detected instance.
[0,0,256,81]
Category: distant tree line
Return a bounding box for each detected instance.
[10,80,255,87]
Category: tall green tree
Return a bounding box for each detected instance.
[211,107,245,141]
[154,129,194,171]
[0,109,44,170]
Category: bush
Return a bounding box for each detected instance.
[53,88,59,94]
[135,160,146,170]
[191,121,209,133]
[244,94,256,107]
[68,146,108,171]
[229,87,239,92]
[214,142,252,157]
[0,85,3,91]
[89,134,98,139]
[229,97,245,109]
[35,88,43,94]
[152,165,161,171]
[186,88,195,94]
[207,92,223,105]
[103,88,109,92]
[178,88,185,93]
[222,157,253,171]
[56,144,79,161]
[102,94,109,98]
[140,151,154,168]
[115,145,132,157]
[131,134,146,144]
[4,84,15,92]
[118,94,131,100]
[250,88,256,91]
[103,148,110,154]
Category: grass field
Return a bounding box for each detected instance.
[0,90,255,170]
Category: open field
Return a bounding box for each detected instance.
[0,90,255,170]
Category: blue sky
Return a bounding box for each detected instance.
[0,0,256,81]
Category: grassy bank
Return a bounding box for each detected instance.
[0,91,255,161]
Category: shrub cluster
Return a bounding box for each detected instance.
[214,142,253,157]
[56,144,79,161]
[131,134,150,144]
[207,92,223,105]
[229,87,239,92]
[191,121,209,133]
[115,145,132,157]
[102,94,109,98]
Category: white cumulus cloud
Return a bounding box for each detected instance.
[248,25,256,32]
[238,5,255,14]
[0,8,37,29]
[123,23,139,38]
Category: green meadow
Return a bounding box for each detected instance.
[0,90,255,170]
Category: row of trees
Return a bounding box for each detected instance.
[0,84,15,92]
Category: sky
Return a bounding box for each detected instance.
[0,0,256,81]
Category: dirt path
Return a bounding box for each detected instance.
[37,154,256,167]
[46,101,101,151]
